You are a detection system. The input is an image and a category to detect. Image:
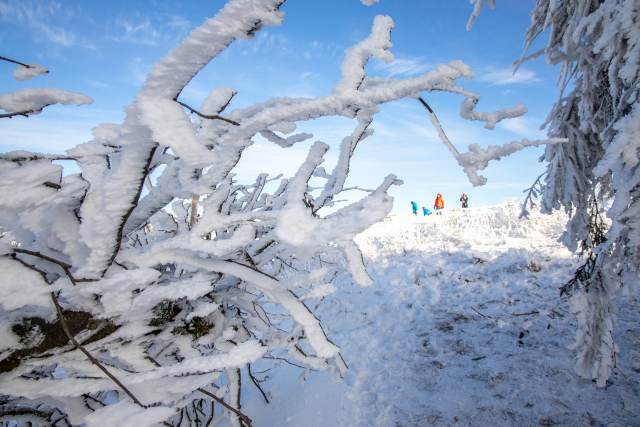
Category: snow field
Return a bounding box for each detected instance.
[244,202,640,426]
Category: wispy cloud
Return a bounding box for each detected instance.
[128,56,153,86]
[107,13,191,46]
[0,106,122,153]
[302,40,344,61]
[499,116,547,139]
[0,0,92,48]
[372,56,433,77]
[241,31,289,56]
[478,66,540,85]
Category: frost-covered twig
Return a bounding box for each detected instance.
[466,0,496,31]
[177,100,240,126]
[13,248,77,286]
[247,364,269,404]
[520,171,547,218]
[196,387,253,427]
[0,88,92,119]
[418,96,564,186]
[0,55,49,80]
[49,291,145,407]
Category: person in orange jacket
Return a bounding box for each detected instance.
[434,193,445,211]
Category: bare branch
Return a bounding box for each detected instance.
[14,248,77,286]
[0,106,50,119]
[247,364,269,404]
[177,100,240,126]
[49,291,145,407]
[0,55,33,68]
[196,387,253,427]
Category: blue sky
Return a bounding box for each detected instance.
[0,0,559,213]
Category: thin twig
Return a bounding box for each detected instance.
[417,96,434,114]
[13,248,78,286]
[177,100,240,126]
[196,388,253,427]
[9,253,51,284]
[262,355,306,370]
[49,291,145,407]
[0,55,32,68]
[512,310,540,317]
[0,107,48,119]
[470,306,496,320]
[247,364,269,404]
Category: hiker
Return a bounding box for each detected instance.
[434,193,445,211]
[422,206,431,216]
[410,201,418,215]
[460,192,469,208]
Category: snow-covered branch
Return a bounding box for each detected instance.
[0,88,92,118]
[418,96,564,186]
[466,0,496,31]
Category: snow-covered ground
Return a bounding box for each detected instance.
[244,202,640,426]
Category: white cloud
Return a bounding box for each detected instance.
[0,0,91,48]
[499,116,547,139]
[373,56,433,77]
[302,40,344,61]
[107,13,191,46]
[129,57,153,86]
[241,31,289,56]
[478,67,540,85]
[0,106,122,153]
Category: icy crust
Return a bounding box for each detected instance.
[0,88,92,114]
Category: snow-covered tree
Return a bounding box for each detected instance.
[1,0,557,425]
[468,0,640,386]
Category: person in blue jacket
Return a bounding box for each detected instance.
[410,201,418,215]
[422,206,431,216]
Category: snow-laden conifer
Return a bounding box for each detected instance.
[519,0,639,386]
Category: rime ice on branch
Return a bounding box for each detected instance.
[1,0,556,424]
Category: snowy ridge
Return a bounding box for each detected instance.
[246,202,639,427]
[357,201,569,254]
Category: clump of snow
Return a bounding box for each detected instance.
[0,258,51,310]
[0,88,92,114]
[13,64,49,81]
[84,402,175,427]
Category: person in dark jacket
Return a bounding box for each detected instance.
[460,192,469,208]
